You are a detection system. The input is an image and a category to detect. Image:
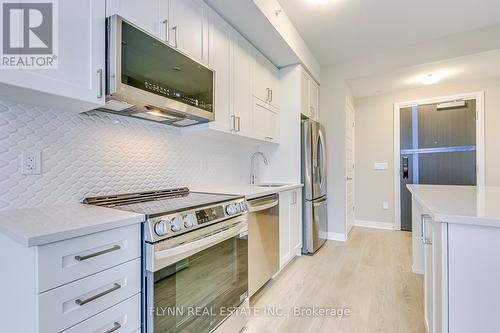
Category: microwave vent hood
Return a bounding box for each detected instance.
[95,15,215,127]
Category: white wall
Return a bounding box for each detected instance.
[354,76,500,224]
[320,66,353,236]
[0,99,258,211]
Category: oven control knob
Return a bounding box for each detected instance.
[183,214,195,228]
[154,220,168,236]
[170,217,182,232]
[225,204,236,216]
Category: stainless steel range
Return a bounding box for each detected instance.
[84,188,249,333]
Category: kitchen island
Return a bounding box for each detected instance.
[407,184,500,333]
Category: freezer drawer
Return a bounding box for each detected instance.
[303,196,327,254]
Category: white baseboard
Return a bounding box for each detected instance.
[324,231,347,242]
[354,219,395,230]
[412,265,424,275]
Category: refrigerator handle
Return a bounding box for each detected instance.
[318,129,326,189]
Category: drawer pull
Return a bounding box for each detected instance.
[75,283,121,306]
[75,245,121,261]
[104,322,122,333]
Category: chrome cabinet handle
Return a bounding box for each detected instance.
[172,25,178,48]
[264,136,274,141]
[265,88,270,102]
[97,68,103,99]
[104,322,122,333]
[270,89,273,102]
[231,115,236,131]
[75,245,121,261]
[162,19,169,42]
[75,283,121,306]
[421,214,432,245]
[237,116,241,132]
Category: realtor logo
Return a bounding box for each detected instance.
[1,0,58,69]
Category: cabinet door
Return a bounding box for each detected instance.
[1,0,105,111]
[106,0,161,37]
[300,71,310,118]
[233,34,253,136]
[310,81,319,121]
[279,191,291,268]
[169,0,208,64]
[290,190,302,255]
[252,49,272,103]
[253,98,280,143]
[208,11,232,132]
[423,215,434,333]
[268,65,280,109]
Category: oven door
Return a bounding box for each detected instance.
[145,217,248,333]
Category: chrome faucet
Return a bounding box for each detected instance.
[250,152,269,185]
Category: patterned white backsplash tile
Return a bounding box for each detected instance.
[0,100,256,211]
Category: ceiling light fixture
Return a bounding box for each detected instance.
[420,73,441,85]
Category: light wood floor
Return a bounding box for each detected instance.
[247,227,424,333]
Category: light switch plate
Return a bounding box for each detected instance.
[374,162,389,170]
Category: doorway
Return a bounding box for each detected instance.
[394,92,485,231]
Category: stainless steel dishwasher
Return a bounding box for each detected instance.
[247,194,280,297]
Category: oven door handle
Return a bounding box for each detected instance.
[154,221,248,263]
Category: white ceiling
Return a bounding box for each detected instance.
[278,0,500,66]
[347,49,500,98]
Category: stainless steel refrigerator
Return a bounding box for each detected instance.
[301,119,327,254]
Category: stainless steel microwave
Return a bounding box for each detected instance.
[97,15,215,127]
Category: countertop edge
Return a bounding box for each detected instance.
[0,204,145,247]
[244,184,304,200]
[407,184,500,227]
[25,214,145,247]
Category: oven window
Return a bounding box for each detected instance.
[121,21,214,112]
[152,235,248,332]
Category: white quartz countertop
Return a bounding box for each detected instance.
[0,204,145,247]
[407,185,500,227]
[193,183,303,200]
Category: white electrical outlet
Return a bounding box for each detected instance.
[382,201,389,210]
[21,151,41,175]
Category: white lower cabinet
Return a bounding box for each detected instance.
[418,209,500,333]
[38,259,141,332]
[279,189,302,269]
[0,224,142,333]
[62,294,141,333]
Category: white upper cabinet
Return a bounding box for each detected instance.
[108,0,208,64]
[106,0,161,37]
[252,49,280,109]
[208,10,233,132]
[232,34,253,137]
[168,0,209,65]
[253,97,279,143]
[0,0,105,112]
[309,80,319,121]
[300,69,319,121]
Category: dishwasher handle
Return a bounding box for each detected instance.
[248,195,279,212]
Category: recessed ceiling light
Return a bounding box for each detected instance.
[420,73,441,85]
